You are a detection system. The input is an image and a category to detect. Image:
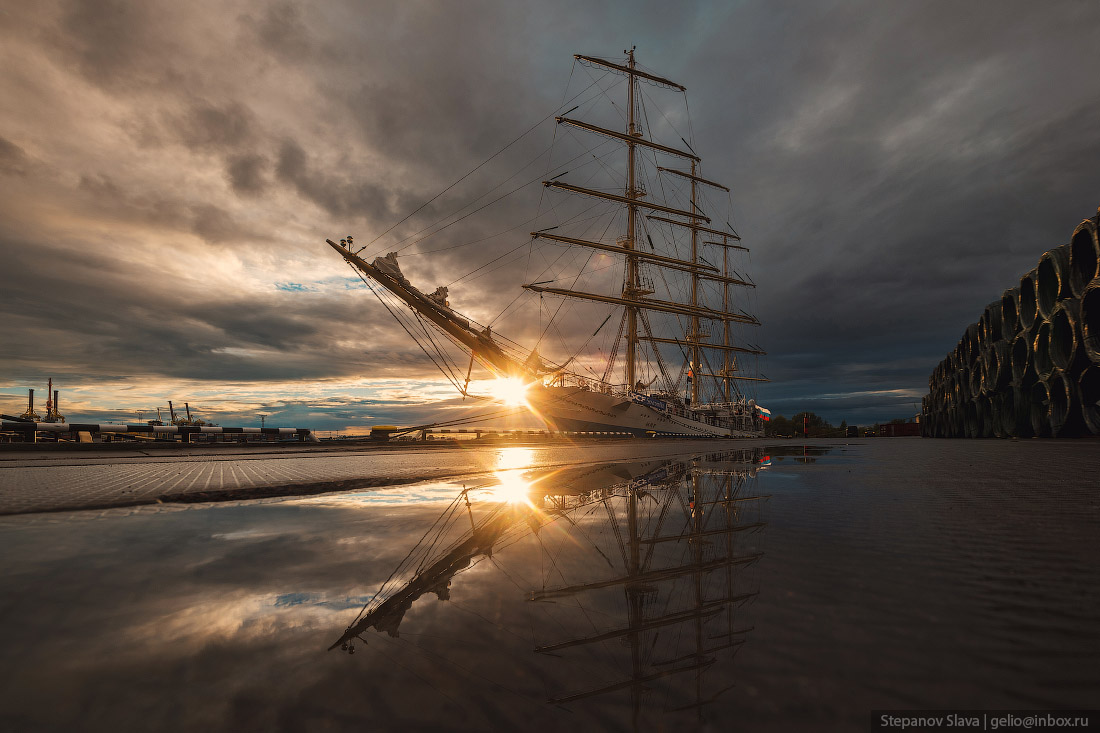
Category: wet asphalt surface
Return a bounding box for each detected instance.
[0,438,1097,732]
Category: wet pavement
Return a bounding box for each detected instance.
[0,439,1097,732]
[0,440,768,515]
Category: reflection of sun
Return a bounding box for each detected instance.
[491,474,532,504]
[494,377,531,407]
[497,447,534,471]
[490,447,535,504]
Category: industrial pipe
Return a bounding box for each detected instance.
[977,395,993,438]
[1078,365,1100,435]
[1045,368,1082,437]
[1025,318,1043,366]
[990,393,1006,438]
[987,346,1001,394]
[1068,218,1099,298]
[1036,244,1071,319]
[964,323,980,366]
[1019,269,1039,331]
[1000,288,1020,341]
[1006,386,1033,438]
[963,400,978,439]
[1010,331,1035,386]
[1049,298,1083,373]
[977,312,990,352]
[983,301,1002,347]
[990,340,1011,392]
[1028,381,1052,438]
[1082,277,1100,364]
[1033,320,1054,381]
[969,359,984,399]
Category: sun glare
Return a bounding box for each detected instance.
[494,377,532,407]
[490,473,533,504]
[490,447,536,504]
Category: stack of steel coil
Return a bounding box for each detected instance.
[922,215,1100,438]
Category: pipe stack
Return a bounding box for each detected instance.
[922,214,1100,438]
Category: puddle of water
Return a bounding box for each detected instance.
[0,441,1096,731]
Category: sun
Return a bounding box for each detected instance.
[494,377,532,407]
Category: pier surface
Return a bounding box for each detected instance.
[1,436,1098,516]
[0,437,1096,731]
[0,439,772,515]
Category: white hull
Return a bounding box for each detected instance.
[526,385,762,438]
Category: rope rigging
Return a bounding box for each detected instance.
[358,68,614,258]
[325,48,766,440]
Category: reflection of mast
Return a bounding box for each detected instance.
[532,449,768,722]
[329,501,539,651]
[529,554,760,599]
[329,457,688,653]
[327,449,768,725]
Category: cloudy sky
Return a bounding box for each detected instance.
[2,0,1099,431]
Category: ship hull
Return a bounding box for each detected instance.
[526,385,762,438]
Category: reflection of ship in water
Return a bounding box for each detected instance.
[331,449,769,726]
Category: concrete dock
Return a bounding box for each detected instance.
[0,437,1097,730]
[0,439,776,515]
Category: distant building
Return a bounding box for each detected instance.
[880,422,920,437]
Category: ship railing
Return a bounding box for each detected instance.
[561,375,619,395]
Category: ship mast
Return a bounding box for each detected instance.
[723,245,732,401]
[624,47,639,390]
[690,160,700,405]
[329,50,771,406]
[529,50,777,395]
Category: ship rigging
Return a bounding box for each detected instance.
[329,449,770,725]
[326,49,769,437]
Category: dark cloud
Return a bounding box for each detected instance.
[0,228,424,386]
[74,173,254,244]
[275,138,393,221]
[77,173,191,229]
[2,0,1100,427]
[245,1,314,62]
[0,136,27,175]
[57,0,170,90]
[190,202,242,242]
[225,153,268,194]
[174,101,257,151]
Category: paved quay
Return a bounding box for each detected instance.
[0,439,774,516]
[1,436,1097,730]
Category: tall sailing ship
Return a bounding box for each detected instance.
[327,50,769,437]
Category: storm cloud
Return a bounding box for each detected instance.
[1,0,1099,429]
